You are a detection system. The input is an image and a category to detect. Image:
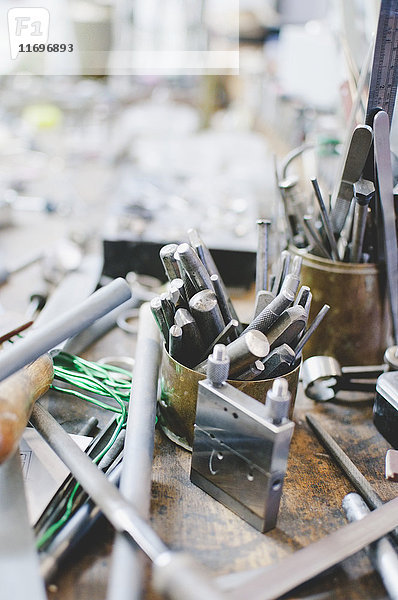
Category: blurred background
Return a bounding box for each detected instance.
[0,0,387,295]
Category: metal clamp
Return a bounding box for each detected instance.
[301,354,389,402]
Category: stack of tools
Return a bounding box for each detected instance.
[150,226,329,380]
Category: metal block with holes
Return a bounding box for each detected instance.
[190,379,295,532]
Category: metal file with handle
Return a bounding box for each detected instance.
[330,124,373,234]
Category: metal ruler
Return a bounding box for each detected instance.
[366,0,398,127]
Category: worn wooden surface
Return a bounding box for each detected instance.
[0,209,397,600]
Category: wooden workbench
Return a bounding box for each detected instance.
[1,209,397,600]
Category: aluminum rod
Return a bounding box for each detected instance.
[0,277,131,383]
[107,302,162,600]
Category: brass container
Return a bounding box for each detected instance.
[158,347,301,450]
[291,249,391,366]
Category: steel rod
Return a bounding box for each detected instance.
[107,302,162,600]
[0,278,131,383]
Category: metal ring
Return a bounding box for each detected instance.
[116,309,140,334]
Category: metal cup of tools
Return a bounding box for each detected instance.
[152,232,327,450]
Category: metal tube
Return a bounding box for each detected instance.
[349,178,374,263]
[236,360,266,381]
[0,278,131,383]
[107,302,162,600]
[259,344,296,379]
[150,297,169,345]
[265,305,307,350]
[63,296,140,355]
[210,274,237,336]
[0,453,47,600]
[160,292,175,329]
[168,278,188,309]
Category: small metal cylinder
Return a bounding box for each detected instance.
[189,290,225,348]
[265,305,307,350]
[260,344,296,379]
[168,278,188,309]
[159,292,175,329]
[150,297,169,344]
[197,330,270,378]
[160,244,180,282]
[169,325,184,364]
[206,345,230,387]
[175,243,214,293]
[264,378,291,424]
[174,308,205,366]
[236,360,266,381]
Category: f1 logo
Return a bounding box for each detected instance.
[7,7,50,59]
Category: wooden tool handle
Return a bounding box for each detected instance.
[0,353,54,463]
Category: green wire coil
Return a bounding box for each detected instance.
[36,350,133,549]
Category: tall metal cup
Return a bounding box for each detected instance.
[291,249,391,366]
